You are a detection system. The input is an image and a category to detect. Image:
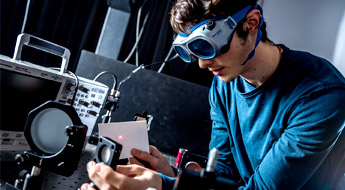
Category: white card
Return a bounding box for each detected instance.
[98,120,149,159]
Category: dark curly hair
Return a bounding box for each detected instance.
[170,0,271,42]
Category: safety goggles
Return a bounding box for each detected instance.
[172,5,254,63]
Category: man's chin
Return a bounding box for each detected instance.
[218,75,235,83]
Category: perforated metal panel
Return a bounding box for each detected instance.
[0,144,177,190]
[0,145,95,190]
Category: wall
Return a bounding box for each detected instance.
[262,0,345,75]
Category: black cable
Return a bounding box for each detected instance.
[93,71,118,90]
[68,71,79,106]
[144,54,179,69]
[50,68,79,107]
[158,45,175,73]
[116,54,179,92]
[116,64,144,91]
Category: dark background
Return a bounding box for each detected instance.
[1,1,214,188]
[0,0,214,87]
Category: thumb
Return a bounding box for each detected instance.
[149,145,164,159]
[131,148,153,162]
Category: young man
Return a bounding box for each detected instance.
[81,0,345,189]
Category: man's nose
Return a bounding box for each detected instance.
[198,58,212,69]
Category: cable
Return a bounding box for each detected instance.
[117,64,144,91]
[158,44,175,73]
[123,0,151,64]
[21,0,31,33]
[116,54,178,94]
[68,71,79,107]
[144,54,179,69]
[135,1,143,66]
[50,68,79,107]
[93,71,118,90]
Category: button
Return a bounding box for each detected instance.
[87,110,98,116]
[78,86,89,93]
[91,101,102,108]
[79,100,90,107]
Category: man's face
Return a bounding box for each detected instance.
[198,31,253,83]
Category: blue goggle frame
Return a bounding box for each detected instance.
[172,4,263,63]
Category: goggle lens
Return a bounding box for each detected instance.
[188,39,216,59]
[174,46,191,62]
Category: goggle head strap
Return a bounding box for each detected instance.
[242,4,264,65]
[220,5,253,55]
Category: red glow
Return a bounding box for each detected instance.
[195,169,197,171]
[118,135,124,140]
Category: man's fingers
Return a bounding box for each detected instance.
[129,157,145,166]
[87,162,121,190]
[116,164,145,177]
[149,145,164,159]
[131,148,154,162]
[80,183,96,190]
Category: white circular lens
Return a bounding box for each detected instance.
[100,145,111,163]
[30,108,71,154]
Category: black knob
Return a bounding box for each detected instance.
[66,83,75,91]
[206,20,215,30]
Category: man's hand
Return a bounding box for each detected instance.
[80,161,162,190]
[129,145,176,177]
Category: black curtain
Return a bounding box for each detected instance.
[1,0,108,72]
[118,0,214,87]
[1,0,213,87]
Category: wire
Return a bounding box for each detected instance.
[145,54,179,69]
[117,64,144,91]
[93,71,118,90]
[117,54,179,92]
[135,1,143,66]
[50,68,79,107]
[158,44,175,73]
[21,0,31,33]
[124,0,151,64]
[68,71,79,107]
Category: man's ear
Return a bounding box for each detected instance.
[243,9,261,33]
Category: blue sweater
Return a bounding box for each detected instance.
[209,45,345,189]
[160,45,345,189]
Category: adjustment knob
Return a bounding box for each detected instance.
[206,20,215,30]
[66,83,76,91]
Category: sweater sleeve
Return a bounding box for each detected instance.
[159,173,176,190]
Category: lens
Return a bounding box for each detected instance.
[185,161,202,172]
[188,39,215,59]
[174,46,191,62]
[99,145,111,163]
[31,108,70,154]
